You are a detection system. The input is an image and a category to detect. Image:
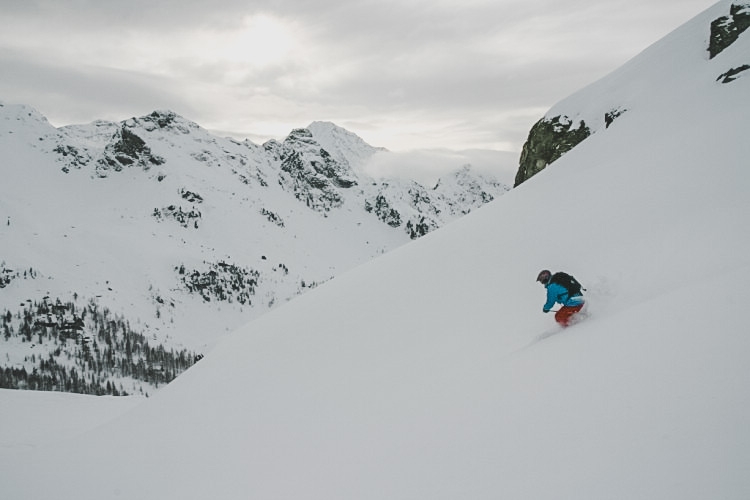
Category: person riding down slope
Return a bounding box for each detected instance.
[536,270,585,327]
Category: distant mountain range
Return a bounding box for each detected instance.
[0,104,508,395]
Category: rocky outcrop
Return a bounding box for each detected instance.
[709,2,750,58]
[405,217,435,239]
[604,107,627,128]
[514,116,590,187]
[270,128,358,213]
[54,144,92,172]
[130,110,200,134]
[717,64,750,83]
[365,194,402,228]
[96,126,165,176]
[176,260,260,305]
[152,205,202,229]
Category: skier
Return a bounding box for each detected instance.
[536,269,585,327]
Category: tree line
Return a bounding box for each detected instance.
[1,297,200,396]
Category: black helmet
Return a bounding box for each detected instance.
[536,269,551,285]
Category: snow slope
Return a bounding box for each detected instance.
[2,0,749,498]
[0,388,143,451]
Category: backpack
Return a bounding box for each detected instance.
[549,272,584,297]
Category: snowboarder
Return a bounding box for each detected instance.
[536,270,585,327]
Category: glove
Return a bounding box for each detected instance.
[543,308,550,313]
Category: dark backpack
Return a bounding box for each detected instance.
[549,272,584,297]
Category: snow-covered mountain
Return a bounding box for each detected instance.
[2,0,749,498]
[307,120,388,172]
[0,106,508,395]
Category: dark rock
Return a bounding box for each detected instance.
[708,2,750,58]
[96,126,165,176]
[405,216,437,239]
[364,194,402,227]
[605,108,627,128]
[717,64,750,83]
[514,115,591,187]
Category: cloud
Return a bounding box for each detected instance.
[0,0,718,153]
[0,49,196,126]
[362,148,519,187]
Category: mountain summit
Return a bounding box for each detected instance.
[307,120,387,171]
[0,104,507,395]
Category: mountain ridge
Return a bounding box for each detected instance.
[0,102,508,394]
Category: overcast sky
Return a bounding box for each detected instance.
[1,0,717,154]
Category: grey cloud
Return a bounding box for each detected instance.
[0,0,719,152]
[0,49,197,125]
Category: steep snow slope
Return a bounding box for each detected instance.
[544,0,749,142]
[2,1,749,498]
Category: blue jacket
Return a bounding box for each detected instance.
[543,282,585,312]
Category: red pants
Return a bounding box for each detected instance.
[555,304,584,327]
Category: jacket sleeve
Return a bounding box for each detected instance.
[543,283,565,312]
[542,286,556,312]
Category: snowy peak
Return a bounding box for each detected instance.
[307,120,386,170]
[45,110,232,176]
[119,110,229,156]
[0,101,49,125]
[282,127,326,150]
[125,110,203,135]
[60,120,121,148]
[271,127,359,212]
[0,101,55,138]
[96,124,166,176]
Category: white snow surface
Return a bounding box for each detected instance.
[0,389,143,451]
[2,1,750,498]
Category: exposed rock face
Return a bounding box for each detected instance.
[96,126,164,176]
[54,144,92,172]
[514,116,590,187]
[717,64,750,83]
[709,2,750,59]
[133,110,200,134]
[604,107,627,128]
[365,194,402,228]
[271,128,359,213]
[362,181,442,240]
